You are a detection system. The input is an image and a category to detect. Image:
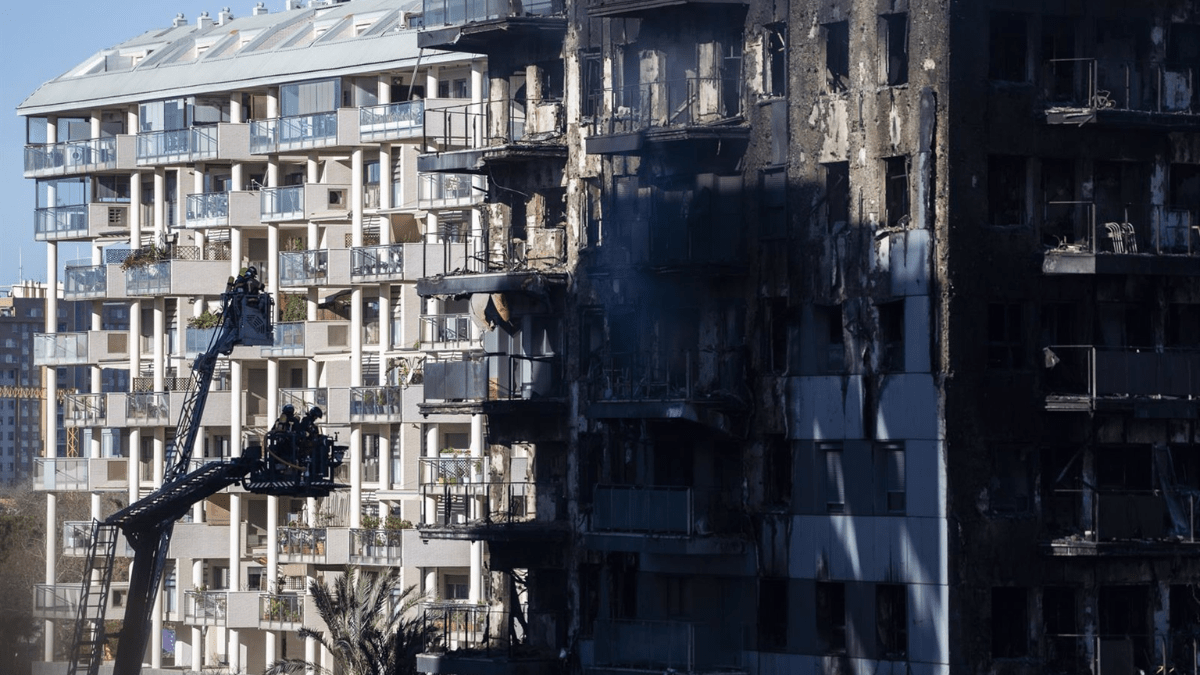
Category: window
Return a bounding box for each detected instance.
[823,443,845,513]
[825,21,850,92]
[824,162,849,231]
[816,582,847,654]
[280,79,340,116]
[437,78,469,99]
[989,13,1028,81]
[880,13,909,86]
[444,575,469,600]
[987,303,1025,369]
[877,301,904,372]
[816,304,845,372]
[761,168,788,240]
[764,23,787,97]
[763,435,792,508]
[876,584,907,659]
[877,443,906,513]
[757,577,788,651]
[991,587,1028,657]
[884,156,910,227]
[581,50,602,117]
[988,156,1027,226]
[991,449,1031,514]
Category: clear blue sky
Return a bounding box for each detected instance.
[0,1,297,286]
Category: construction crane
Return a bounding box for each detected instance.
[66,276,347,675]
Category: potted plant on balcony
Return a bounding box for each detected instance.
[186,309,222,329]
[119,245,170,271]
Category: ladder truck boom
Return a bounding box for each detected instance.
[67,276,347,675]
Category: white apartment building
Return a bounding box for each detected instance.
[20,1,493,672]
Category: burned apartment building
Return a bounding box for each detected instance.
[18,0,1200,673]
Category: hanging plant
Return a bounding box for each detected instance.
[280,292,307,322]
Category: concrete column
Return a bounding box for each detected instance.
[45,490,56,660]
[153,167,166,242]
[379,284,392,364]
[424,424,439,524]
[232,163,245,192]
[352,149,364,247]
[379,427,391,491]
[46,117,56,145]
[351,288,363,385]
[90,112,101,139]
[268,225,280,320]
[128,429,140,503]
[46,242,57,460]
[130,172,143,249]
[469,414,483,602]
[151,586,163,668]
[231,225,243,279]
[229,493,242,591]
[427,67,439,105]
[307,156,320,184]
[425,568,437,601]
[231,360,243,461]
[305,634,317,675]
[378,73,392,105]
[265,491,279,664]
[153,298,165,392]
[228,628,240,675]
[191,559,203,671]
[379,145,393,214]
[350,427,362,528]
[230,92,243,124]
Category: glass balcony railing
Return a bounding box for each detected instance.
[125,260,171,295]
[186,191,229,226]
[359,100,424,141]
[280,388,328,412]
[136,127,218,164]
[34,458,88,491]
[184,591,227,625]
[420,314,475,349]
[350,528,404,565]
[33,332,88,366]
[349,386,406,421]
[276,527,327,561]
[279,249,328,286]
[262,322,304,357]
[417,172,483,209]
[261,186,304,220]
[34,205,89,240]
[64,264,107,299]
[34,584,80,617]
[24,138,117,176]
[259,593,304,625]
[251,113,338,154]
[351,244,405,281]
[126,392,169,425]
[63,393,107,427]
[421,0,562,27]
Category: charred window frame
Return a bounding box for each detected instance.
[880,13,909,86]
[991,587,1029,658]
[817,582,847,654]
[757,577,788,651]
[822,442,845,513]
[989,12,1029,82]
[764,435,792,509]
[581,50,602,118]
[824,161,850,232]
[987,303,1026,370]
[988,155,1028,227]
[764,298,792,374]
[876,442,906,514]
[816,304,845,373]
[876,584,908,660]
[885,156,910,228]
[761,168,788,240]
[764,23,787,97]
[824,21,850,93]
[877,300,904,372]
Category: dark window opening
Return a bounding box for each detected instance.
[825,22,850,92]
[991,587,1029,658]
[989,13,1028,82]
[884,156,910,228]
[822,443,845,514]
[878,443,906,514]
[582,50,602,118]
[1095,446,1153,492]
[876,584,907,659]
[764,435,792,508]
[1041,158,1079,246]
[1170,164,1200,210]
[881,13,909,86]
[765,298,790,374]
[987,303,1025,369]
[817,304,844,372]
[825,161,849,231]
[1042,17,1080,104]
[766,23,787,97]
[757,577,788,651]
[437,78,469,99]
[877,301,904,372]
[988,155,1027,227]
[1171,585,1200,666]
[1168,304,1200,348]
[1098,586,1151,674]
[816,582,847,654]
[761,168,788,240]
[991,449,1031,514]
[1093,161,1149,247]
[1040,302,1080,347]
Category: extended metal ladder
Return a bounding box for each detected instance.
[66,521,119,675]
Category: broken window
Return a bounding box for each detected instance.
[1041,17,1080,104]
[1098,586,1151,674]
[876,584,907,659]
[816,304,845,372]
[987,303,1025,369]
[877,300,904,372]
[1092,161,1149,246]
[581,50,602,118]
[991,587,1029,658]
[824,161,850,232]
[1040,302,1080,347]
[988,13,1028,82]
[822,443,845,513]
[825,21,850,93]
[761,168,788,240]
[1041,158,1078,246]
[880,13,909,86]
[884,156,910,228]
[757,577,788,651]
[1168,303,1200,348]
[877,443,905,514]
[763,435,792,508]
[764,298,791,374]
[765,23,787,97]
[988,155,1027,227]
[1043,587,1078,671]
[816,582,847,654]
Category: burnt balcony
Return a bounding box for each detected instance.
[586,485,744,555]
[1043,346,1200,415]
[421,313,478,351]
[24,136,129,178]
[250,113,338,154]
[1043,488,1200,556]
[418,172,487,210]
[589,619,746,675]
[586,0,746,17]
[1042,203,1200,275]
[64,264,107,299]
[417,603,565,675]
[1042,58,1200,129]
[420,352,565,418]
[136,127,218,165]
[416,234,569,297]
[585,77,747,155]
[418,0,566,54]
[418,456,565,541]
[418,97,566,173]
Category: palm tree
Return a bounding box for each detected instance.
[264,566,429,675]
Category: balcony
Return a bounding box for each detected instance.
[586,0,746,17]
[186,190,261,229]
[359,100,425,142]
[585,77,747,155]
[279,249,329,286]
[418,98,566,173]
[349,386,421,423]
[418,0,566,53]
[34,330,129,367]
[421,314,477,351]
[349,528,404,566]
[421,352,565,417]
[1042,58,1200,129]
[261,184,352,222]
[24,137,126,178]
[63,393,108,428]
[590,619,744,675]
[34,583,129,621]
[63,521,134,557]
[184,591,227,627]
[124,392,170,426]
[419,457,564,541]
[1043,346,1200,415]
[259,593,306,630]
[418,172,486,210]
[33,458,88,491]
[277,527,327,564]
[1043,489,1200,556]
[136,127,218,165]
[251,113,338,154]
[262,321,351,359]
[350,243,459,283]
[1043,204,1200,275]
[64,264,107,299]
[123,257,231,297]
[34,205,89,241]
[279,387,330,415]
[418,603,565,675]
[587,485,743,555]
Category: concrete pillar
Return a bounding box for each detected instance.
[90,112,101,139]
[378,73,392,105]
[268,225,280,320]
[151,585,163,668]
[153,298,165,392]
[470,414,484,602]
[228,628,240,675]
[231,359,243,460]
[350,426,362,528]
[128,429,140,503]
[379,284,392,366]
[424,424,439,524]
[44,492,56,660]
[232,163,245,192]
[46,242,57,459]
[231,225,243,278]
[191,560,203,671]
[230,92,243,124]
[379,426,391,491]
[380,145,394,215]
[154,167,166,242]
[426,67,439,106]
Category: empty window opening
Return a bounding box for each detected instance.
[877,301,904,372]
[876,584,908,660]
[991,449,1031,514]
[765,298,790,374]
[825,21,850,92]
[581,50,602,118]
[764,435,792,508]
[1171,585,1200,665]
[884,156,910,228]
[987,303,1025,369]
[989,13,1028,82]
[757,577,788,651]
[823,443,845,513]
[881,13,909,86]
[1168,304,1200,349]
[1041,158,1079,246]
[816,304,845,372]
[988,155,1028,227]
[991,587,1029,658]
[761,168,788,240]
[825,161,850,231]
[816,582,847,654]
[765,23,787,97]
[1098,586,1151,674]
[878,443,906,513]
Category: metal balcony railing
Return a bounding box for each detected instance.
[126,392,169,425]
[589,76,743,136]
[280,388,328,412]
[33,332,87,366]
[262,322,304,357]
[359,100,424,141]
[420,474,550,528]
[251,113,338,154]
[1043,203,1199,255]
[184,591,227,625]
[590,350,698,402]
[64,264,107,299]
[423,98,531,147]
[33,458,88,491]
[1043,346,1200,403]
[136,127,218,164]
[351,244,404,281]
[277,527,327,561]
[349,386,408,421]
[421,0,562,26]
[420,314,475,349]
[63,393,107,427]
[260,593,304,625]
[279,249,328,286]
[592,485,692,535]
[125,260,171,295]
[349,528,404,565]
[1044,58,1197,114]
[424,352,563,403]
[261,186,304,220]
[34,584,80,617]
[24,138,117,176]
[34,205,89,240]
